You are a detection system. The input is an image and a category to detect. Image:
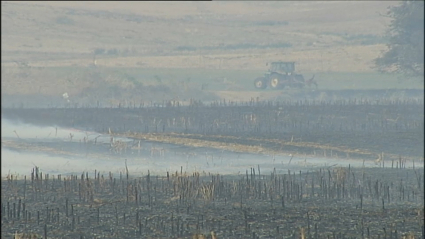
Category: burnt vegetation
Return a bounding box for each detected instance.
[2,97,424,238]
[2,166,423,238]
[3,97,423,160]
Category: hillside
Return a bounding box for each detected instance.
[3,1,418,106]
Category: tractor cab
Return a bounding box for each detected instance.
[267,61,295,75]
[254,61,316,90]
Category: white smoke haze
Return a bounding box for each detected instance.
[1,118,98,141]
[2,117,422,179]
[1,118,136,176]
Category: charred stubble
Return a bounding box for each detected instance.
[2,167,423,238]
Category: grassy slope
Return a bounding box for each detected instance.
[2,1,422,102]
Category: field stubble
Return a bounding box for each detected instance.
[1,166,423,238]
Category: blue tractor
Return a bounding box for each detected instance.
[254,61,316,90]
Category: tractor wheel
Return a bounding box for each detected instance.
[269,73,281,89]
[254,77,267,89]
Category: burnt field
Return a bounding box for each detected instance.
[2,95,424,161]
[2,90,424,238]
[1,166,424,238]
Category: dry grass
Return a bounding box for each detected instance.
[7,44,386,72]
[1,1,404,100]
[2,1,394,67]
[12,232,40,239]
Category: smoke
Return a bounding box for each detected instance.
[2,148,89,176]
[3,118,418,178]
[1,147,159,177]
[1,118,96,140]
[1,119,130,176]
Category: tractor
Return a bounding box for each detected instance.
[254,61,317,90]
